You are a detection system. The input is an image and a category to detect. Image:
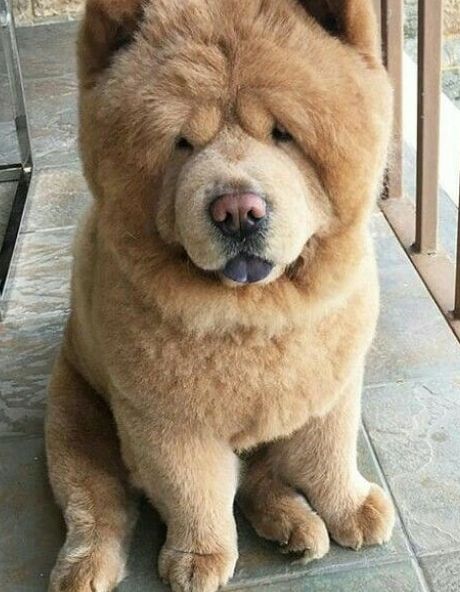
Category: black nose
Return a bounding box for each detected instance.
[210,193,267,238]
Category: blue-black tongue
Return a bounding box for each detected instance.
[223,254,273,284]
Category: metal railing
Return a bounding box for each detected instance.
[379,0,460,340]
[0,0,33,320]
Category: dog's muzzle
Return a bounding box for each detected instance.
[209,192,273,284]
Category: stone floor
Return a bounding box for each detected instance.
[1,21,460,592]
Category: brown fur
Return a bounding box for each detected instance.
[46,1,395,591]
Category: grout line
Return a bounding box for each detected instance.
[361,421,431,592]
[0,433,45,443]
[29,160,82,174]
[0,312,67,332]
[20,224,77,235]
[225,556,416,592]
[410,558,432,592]
[225,555,413,590]
[363,367,460,390]
[17,17,80,30]
[1,310,68,328]
[30,160,82,172]
[417,548,460,559]
[23,73,78,84]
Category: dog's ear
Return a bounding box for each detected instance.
[79,0,145,85]
[298,0,380,60]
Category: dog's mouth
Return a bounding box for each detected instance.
[221,253,274,285]
[181,250,275,286]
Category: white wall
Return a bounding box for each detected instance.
[403,53,460,205]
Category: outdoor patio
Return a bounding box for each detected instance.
[1,21,460,592]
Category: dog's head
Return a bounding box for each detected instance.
[79,0,391,291]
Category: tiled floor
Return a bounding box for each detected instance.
[1,21,460,592]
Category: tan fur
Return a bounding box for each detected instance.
[46,1,395,591]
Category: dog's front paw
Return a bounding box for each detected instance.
[241,491,330,563]
[49,539,125,592]
[328,484,395,550]
[158,546,237,592]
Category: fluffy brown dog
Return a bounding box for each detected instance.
[46,1,395,591]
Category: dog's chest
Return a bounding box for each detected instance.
[105,323,350,450]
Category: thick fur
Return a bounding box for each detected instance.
[46,1,395,591]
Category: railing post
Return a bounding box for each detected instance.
[381,0,403,200]
[455,175,460,319]
[414,0,443,254]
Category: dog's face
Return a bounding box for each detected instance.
[79,0,392,288]
[156,94,333,286]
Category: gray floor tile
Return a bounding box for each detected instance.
[3,227,74,322]
[112,435,409,588]
[1,23,80,168]
[0,73,15,123]
[363,378,460,555]
[22,165,90,232]
[0,317,65,436]
[228,560,424,592]
[0,436,64,592]
[17,22,79,81]
[0,121,21,164]
[32,0,83,21]
[230,432,409,587]
[24,74,79,168]
[0,431,410,591]
[367,214,460,385]
[420,551,460,592]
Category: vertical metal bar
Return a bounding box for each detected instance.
[455,176,460,319]
[373,0,382,37]
[381,0,403,200]
[0,171,31,300]
[414,0,443,254]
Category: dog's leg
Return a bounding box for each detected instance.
[46,353,138,592]
[119,425,239,592]
[238,452,330,562]
[267,368,395,550]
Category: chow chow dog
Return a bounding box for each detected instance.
[46,1,395,590]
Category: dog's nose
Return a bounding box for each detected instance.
[210,193,267,238]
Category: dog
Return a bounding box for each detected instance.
[46,1,395,591]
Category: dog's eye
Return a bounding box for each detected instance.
[176,137,193,151]
[272,125,293,143]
